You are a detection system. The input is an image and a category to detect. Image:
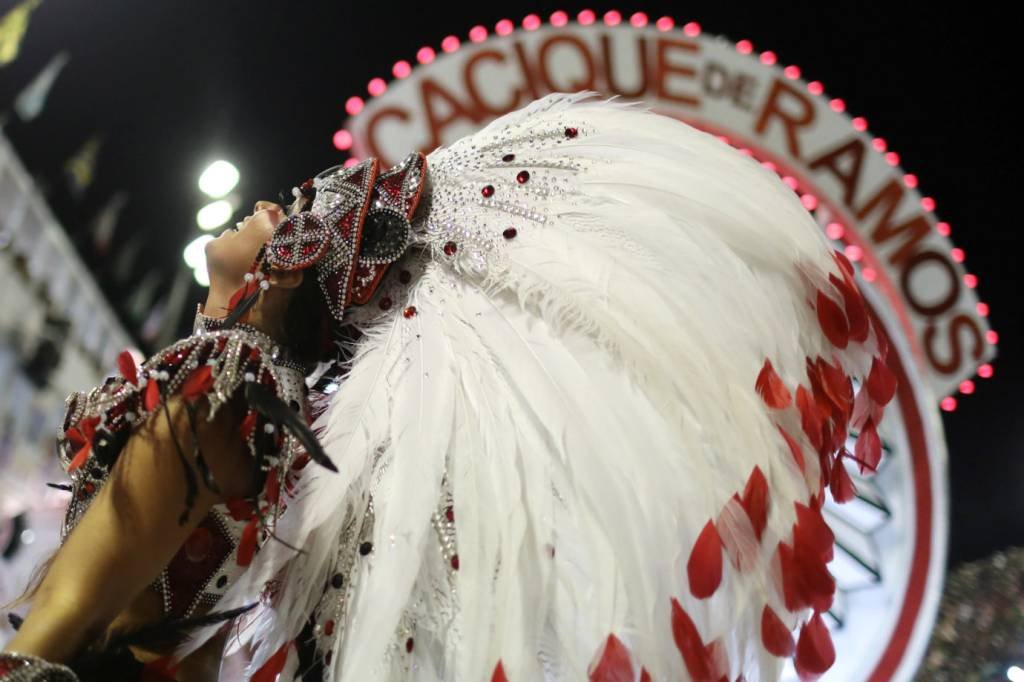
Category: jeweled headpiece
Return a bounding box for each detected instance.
[224,152,426,327]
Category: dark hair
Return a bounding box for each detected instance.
[282,270,332,369]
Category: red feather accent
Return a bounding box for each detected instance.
[778,535,836,613]
[181,365,214,401]
[832,249,855,280]
[688,520,723,599]
[491,661,509,682]
[829,274,869,343]
[224,497,256,521]
[866,357,897,406]
[741,466,769,542]
[670,598,712,681]
[704,639,730,682]
[68,442,92,473]
[760,605,795,657]
[816,358,852,415]
[589,634,634,682]
[778,427,806,474]
[227,280,259,313]
[854,418,882,474]
[793,502,834,563]
[251,643,290,682]
[236,518,259,566]
[640,669,652,682]
[829,453,857,503]
[795,386,824,453]
[755,359,792,409]
[144,378,161,411]
[777,542,802,611]
[718,496,758,572]
[850,386,883,431]
[795,613,836,679]
[239,410,258,439]
[815,291,849,349]
[117,349,138,386]
[66,416,99,472]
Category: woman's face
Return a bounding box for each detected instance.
[204,202,285,287]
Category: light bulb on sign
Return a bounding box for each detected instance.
[198,160,239,198]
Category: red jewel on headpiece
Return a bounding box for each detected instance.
[403,306,417,318]
[516,170,530,184]
[481,185,494,198]
[565,127,578,138]
[503,227,518,239]
[502,153,515,162]
[379,296,392,310]
[443,241,458,256]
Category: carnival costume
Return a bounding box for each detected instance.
[2,94,897,681]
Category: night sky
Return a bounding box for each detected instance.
[0,1,1019,568]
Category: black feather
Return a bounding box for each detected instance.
[220,287,262,329]
[245,382,337,473]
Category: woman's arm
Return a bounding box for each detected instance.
[5,393,255,663]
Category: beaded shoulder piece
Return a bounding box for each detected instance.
[55,316,318,618]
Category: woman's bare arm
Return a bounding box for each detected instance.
[4,394,254,662]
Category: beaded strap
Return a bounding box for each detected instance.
[0,653,77,681]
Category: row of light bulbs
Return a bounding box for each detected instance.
[185,160,241,286]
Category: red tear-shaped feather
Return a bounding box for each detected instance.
[829,453,857,503]
[236,517,259,566]
[640,669,652,682]
[491,661,509,682]
[795,613,835,679]
[815,291,849,349]
[741,466,769,542]
[832,249,855,280]
[855,418,882,474]
[66,416,100,472]
[240,410,258,440]
[761,605,795,657]
[804,359,835,422]
[816,358,852,414]
[225,497,256,521]
[68,442,92,473]
[850,386,883,431]
[866,357,897,406]
[144,377,161,411]
[755,359,792,409]
[228,280,259,313]
[251,642,290,682]
[794,503,834,562]
[671,598,712,681]
[778,427,806,474]
[704,639,730,682]
[718,497,758,572]
[589,634,634,682]
[117,349,138,386]
[792,547,835,613]
[795,386,824,453]
[688,520,723,599]
[182,364,214,401]
[776,542,804,611]
[829,273,869,344]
